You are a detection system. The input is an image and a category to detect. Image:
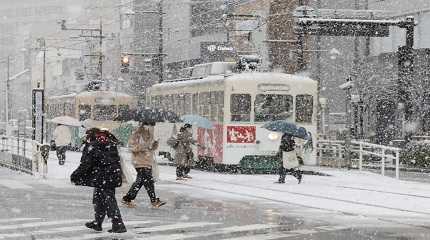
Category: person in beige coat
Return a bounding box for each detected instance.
[122,121,165,208]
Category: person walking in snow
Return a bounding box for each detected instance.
[175,124,200,180]
[276,133,302,184]
[53,124,72,165]
[122,121,166,208]
[71,128,127,233]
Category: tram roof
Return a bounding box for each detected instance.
[151,72,317,91]
[49,91,133,98]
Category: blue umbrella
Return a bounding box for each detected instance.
[261,120,310,140]
[180,115,213,129]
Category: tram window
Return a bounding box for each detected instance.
[230,94,251,122]
[199,92,210,105]
[79,105,92,121]
[296,95,314,123]
[255,94,293,122]
[210,105,217,121]
[118,105,130,120]
[185,94,192,115]
[192,93,198,114]
[218,106,224,122]
[94,105,117,121]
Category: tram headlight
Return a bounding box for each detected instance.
[268,132,280,141]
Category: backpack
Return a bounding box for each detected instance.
[167,136,179,149]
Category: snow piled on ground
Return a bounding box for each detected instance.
[42,151,430,227]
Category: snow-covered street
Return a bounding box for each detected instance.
[0,151,430,239]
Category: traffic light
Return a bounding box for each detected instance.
[121,55,130,73]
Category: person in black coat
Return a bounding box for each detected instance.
[276,133,302,184]
[71,128,126,233]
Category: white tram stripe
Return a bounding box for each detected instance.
[0,180,33,189]
[0,219,84,231]
[140,224,278,240]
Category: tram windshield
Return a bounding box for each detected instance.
[254,94,293,122]
[93,105,117,121]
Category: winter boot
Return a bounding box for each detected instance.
[121,199,136,208]
[151,198,166,208]
[85,221,102,232]
[108,222,127,233]
[294,171,302,184]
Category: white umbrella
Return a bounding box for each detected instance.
[49,116,81,127]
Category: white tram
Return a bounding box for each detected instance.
[47,91,137,147]
[147,62,317,172]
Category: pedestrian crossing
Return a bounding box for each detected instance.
[0,217,348,240]
[0,179,75,190]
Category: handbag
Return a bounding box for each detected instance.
[152,153,160,182]
[50,140,56,151]
[282,151,299,169]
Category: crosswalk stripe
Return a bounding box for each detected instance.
[0,219,84,231]
[289,229,318,235]
[221,233,296,240]
[0,180,32,189]
[315,225,349,231]
[0,218,41,224]
[136,222,221,233]
[140,224,278,240]
[0,221,155,239]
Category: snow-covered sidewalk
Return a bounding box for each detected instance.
[157,165,430,227]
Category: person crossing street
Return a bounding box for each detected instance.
[71,128,127,233]
[122,121,166,208]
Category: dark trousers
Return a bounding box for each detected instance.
[93,188,123,225]
[123,167,156,203]
[278,167,301,182]
[176,166,190,178]
[56,146,67,163]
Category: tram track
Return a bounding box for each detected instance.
[166,179,430,230]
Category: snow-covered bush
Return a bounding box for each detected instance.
[400,142,430,168]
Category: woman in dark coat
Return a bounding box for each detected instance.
[276,133,302,184]
[175,124,198,180]
[71,128,126,233]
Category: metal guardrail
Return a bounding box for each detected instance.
[0,135,50,178]
[317,140,401,179]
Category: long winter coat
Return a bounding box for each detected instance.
[175,130,196,167]
[71,138,122,189]
[128,127,158,169]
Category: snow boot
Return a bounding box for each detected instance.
[85,221,102,232]
[121,199,136,208]
[108,223,127,233]
[151,198,166,208]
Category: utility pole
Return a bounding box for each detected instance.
[158,0,164,83]
[99,20,103,81]
[60,19,104,82]
[6,56,10,125]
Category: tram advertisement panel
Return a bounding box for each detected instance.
[226,126,256,144]
[197,124,223,163]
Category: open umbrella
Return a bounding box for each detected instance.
[48,116,81,127]
[261,120,310,140]
[180,115,213,129]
